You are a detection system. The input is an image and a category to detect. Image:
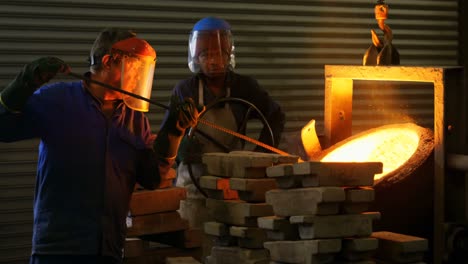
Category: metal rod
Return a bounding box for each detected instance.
[196,118,291,156]
[68,72,169,110]
[67,71,293,157]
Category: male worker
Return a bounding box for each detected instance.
[0,28,200,264]
[161,17,285,194]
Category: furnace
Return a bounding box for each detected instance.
[318,65,466,263]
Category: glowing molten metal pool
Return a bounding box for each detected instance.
[314,123,433,184]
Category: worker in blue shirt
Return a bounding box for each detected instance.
[160,17,285,196]
[0,28,200,264]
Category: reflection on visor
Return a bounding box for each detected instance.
[198,50,230,63]
[121,55,156,112]
[195,33,230,57]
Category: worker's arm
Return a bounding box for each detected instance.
[136,96,200,189]
[241,77,285,150]
[1,57,68,113]
[0,57,68,142]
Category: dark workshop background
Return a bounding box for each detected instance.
[0,1,464,263]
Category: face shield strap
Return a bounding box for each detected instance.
[88,55,102,66]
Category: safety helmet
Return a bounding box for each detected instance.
[110,37,157,112]
[188,17,235,74]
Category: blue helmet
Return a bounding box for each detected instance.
[188,17,236,74]
[192,16,232,31]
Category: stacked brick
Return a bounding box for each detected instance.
[178,174,215,231]
[124,168,202,263]
[166,257,203,264]
[260,161,383,264]
[371,231,428,264]
[201,151,300,264]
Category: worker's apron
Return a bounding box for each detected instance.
[176,80,240,196]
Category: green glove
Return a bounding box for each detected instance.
[153,96,201,159]
[0,57,69,112]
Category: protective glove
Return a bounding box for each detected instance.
[153,96,202,159]
[168,96,201,136]
[176,135,204,164]
[0,57,70,112]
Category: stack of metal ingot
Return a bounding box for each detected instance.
[371,231,428,263]
[201,151,300,264]
[260,161,383,263]
[124,168,202,263]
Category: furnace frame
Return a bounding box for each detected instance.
[323,65,465,264]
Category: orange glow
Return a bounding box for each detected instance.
[320,127,420,180]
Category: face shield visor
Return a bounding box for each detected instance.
[111,37,156,112]
[188,30,235,75]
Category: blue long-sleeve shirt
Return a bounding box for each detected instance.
[0,80,168,261]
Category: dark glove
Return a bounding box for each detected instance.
[167,96,201,137]
[153,96,202,159]
[177,135,204,164]
[0,57,69,112]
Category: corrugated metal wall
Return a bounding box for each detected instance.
[0,0,458,263]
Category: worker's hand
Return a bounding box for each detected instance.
[0,56,70,113]
[25,57,70,88]
[152,96,203,160]
[167,96,203,136]
[177,135,203,164]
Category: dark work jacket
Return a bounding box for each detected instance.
[161,71,285,163]
[0,80,169,261]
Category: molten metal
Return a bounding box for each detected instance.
[319,124,425,181]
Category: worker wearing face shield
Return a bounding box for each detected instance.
[0,28,200,264]
[160,17,285,202]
